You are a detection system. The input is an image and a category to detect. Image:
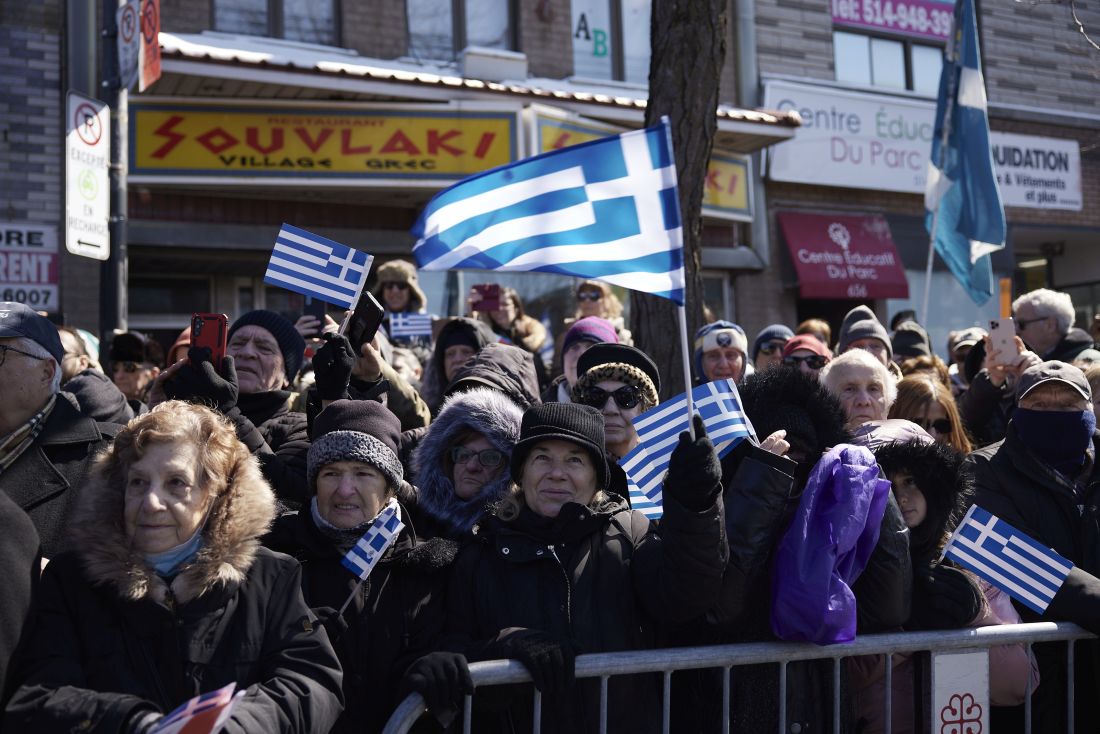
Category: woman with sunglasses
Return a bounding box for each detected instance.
[570,343,660,460]
[411,387,524,539]
[780,334,832,381]
[371,259,433,364]
[888,375,973,454]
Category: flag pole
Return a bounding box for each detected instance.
[678,304,695,438]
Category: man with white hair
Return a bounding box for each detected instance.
[1012,288,1095,364]
[820,348,897,431]
[0,303,117,557]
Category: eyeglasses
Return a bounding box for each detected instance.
[0,344,46,368]
[915,418,953,434]
[1014,315,1048,330]
[113,361,146,374]
[382,281,410,291]
[758,341,787,356]
[450,446,505,468]
[578,384,641,410]
[783,355,828,370]
[577,291,602,302]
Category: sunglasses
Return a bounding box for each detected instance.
[915,418,953,434]
[450,446,505,468]
[382,281,410,291]
[577,291,602,302]
[579,384,641,410]
[758,341,787,356]
[1014,315,1047,330]
[783,355,828,370]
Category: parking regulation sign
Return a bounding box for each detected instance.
[117,0,141,91]
[65,92,110,261]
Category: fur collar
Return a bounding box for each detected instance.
[412,388,524,536]
[71,450,276,605]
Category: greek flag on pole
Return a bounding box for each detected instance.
[943,505,1072,614]
[150,682,242,734]
[621,379,756,519]
[264,224,374,310]
[411,120,685,304]
[341,498,405,580]
[924,0,1005,306]
[388,312,434,339]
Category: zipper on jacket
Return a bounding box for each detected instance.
[547,545,572,626]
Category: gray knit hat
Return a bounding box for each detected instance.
[307,400,404,491]
[838,305,893,361]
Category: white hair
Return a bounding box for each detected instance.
[7,336,61,394]
[1013,288,1075,334]
[820,347,897,408]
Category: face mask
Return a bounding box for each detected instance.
[1013,408,1096,477]
[144,526,204,578]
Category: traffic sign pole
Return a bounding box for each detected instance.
[100,0,129,341]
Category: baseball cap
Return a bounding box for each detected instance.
[1016,360,1092,403]
[951,327,987,352]
[0,302,64,364]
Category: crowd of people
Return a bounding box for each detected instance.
[1,273,1099,733]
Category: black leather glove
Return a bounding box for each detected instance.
[907,563,983,630]
[401,652,475,727]
[493,629,576,694]
[313,332,356,401]
[164,348,239,413]
[126,709,161,734]
[664,414,723,512]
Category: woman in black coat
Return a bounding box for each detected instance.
[4,401,343,733]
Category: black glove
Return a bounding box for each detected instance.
[907,563,983,630]
[664,414,723,512]
[126,709,161,734]
[493,629,576,694]
[401,652,475,727]
[164,348,239,414]
[313,332,356,401]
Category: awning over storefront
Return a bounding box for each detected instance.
[778,212,909,300]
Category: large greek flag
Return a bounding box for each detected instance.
[943,505,1072,614]
[622,379,756,519]
[924,0,1005,306]
[411,120,685,304]
[264,224,374,310]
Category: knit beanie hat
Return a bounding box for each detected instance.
[437,317,490,354]
[838,305,892,360]
[561,316,619,357]
[693,321,748,378]
[307,400,404,491]
[892,321,932,360]
[372,259,427,312]
[510,403,609,490]
[782,334,833,360]
[572,343,660,408]
[752,324,795,361]
[229,310,306,383]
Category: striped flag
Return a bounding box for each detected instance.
[411,119,685,304]
[264,224,374,310]
[388,312,434,339]
[943,505,1072,614]
[341,498,405,580]
[150,682,242,734]
[620,380,756,519]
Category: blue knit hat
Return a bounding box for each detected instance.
[752,324,795,361]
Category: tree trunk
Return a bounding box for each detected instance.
[635,0,727,398]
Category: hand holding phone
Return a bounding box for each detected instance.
[472,284,501,312]
[190,313,228,370]
[342,292,386,355]
[988,317,1019,366]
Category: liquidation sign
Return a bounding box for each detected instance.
[129,104,519,182]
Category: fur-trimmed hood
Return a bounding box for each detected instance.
[412,387,524,536]
[71,450,277,605]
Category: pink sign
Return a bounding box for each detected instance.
[832,0,953,41]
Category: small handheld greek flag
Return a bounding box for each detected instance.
[264,223,374,310]
[388,312,434,339]
[943,505,1072,614]
[621,380,756,519]
[341,498,405,580]
[150,682,243,734]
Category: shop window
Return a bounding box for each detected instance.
[833,30,942,95]
[214,0,338,46]
[571,0,651,83]
[407,0,516,62]
[130,276,211,316]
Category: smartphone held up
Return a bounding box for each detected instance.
[988,317,1019,365]
[190,313,229,372]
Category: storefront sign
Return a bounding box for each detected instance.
[532,109,752,222]
[778,211,909,299]
[130,104,520,182]
[764,80,1084,210]
[0,223,60,313]
[66,92,110,261]
[831,0,953,41]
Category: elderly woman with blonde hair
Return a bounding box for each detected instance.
[5,401,343,733]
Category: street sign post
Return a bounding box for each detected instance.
[139,0,161,92]
[65,92,110,261]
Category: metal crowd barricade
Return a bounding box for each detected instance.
[381,622,1093,734]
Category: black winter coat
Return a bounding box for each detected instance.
[62,369,135,424]
[235,390,311,507]
[263,507,457,734]
[970,424,1100,731]
[0,397,117,558]
[0,491,39,710]
[443,491,727,734]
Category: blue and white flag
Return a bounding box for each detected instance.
[620,379,756,519]
[150,682,242,734]
[264,224,374,310]
[943,505,1072,614]
[411,120,685,304]
[924,0,1005,306]
[388,312,434,339]
[341,498,405,580]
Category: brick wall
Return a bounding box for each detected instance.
[520,0,573,78]
[755,0,835,82]
[159,0,210,34]
[344,0,407,58]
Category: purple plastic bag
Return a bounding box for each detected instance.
[770,444,892,644]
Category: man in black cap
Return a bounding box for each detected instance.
[0,302,117,558]
[970,360,1100,730]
